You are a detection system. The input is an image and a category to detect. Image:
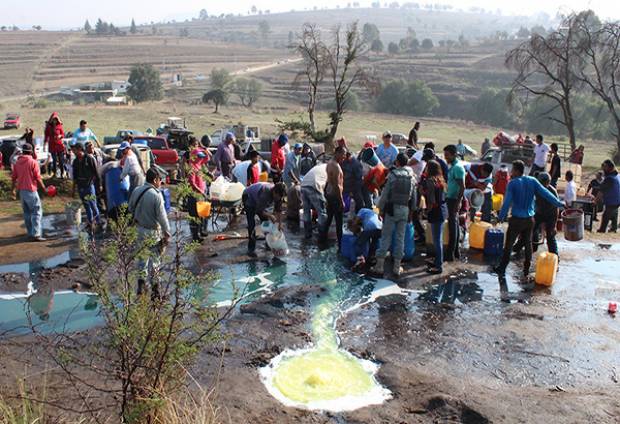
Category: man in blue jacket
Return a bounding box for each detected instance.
[597,160,620,233]
[494,160,564,278]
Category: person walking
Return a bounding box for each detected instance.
[322,147,346,248]
[72,143,101,231]
[214,132,236,178]
[371,153,416,278]
[597,160,620,233]
[549,143,561,187]
[119,141,145,194]
[301,163,328,240]
[407,122,420,149]
[494,160,564,278]
[422,160,447,274]
[443,145,465,262]
[530,134,549,176]
[44,112,66,178]
[129,168,171,298]
[11,144,47,241]
[376,131,399,168]
[242,182,286,257]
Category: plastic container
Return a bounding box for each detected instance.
[425,221,449,251]
[492,193,503,212]
[104,166,130,209]
[65,201,82,227]
[46,185,57,197]
[360,148,380,167]
[341,233,368,263]
[535,252,558,286]
[484,227,504,256]
[469,214,493,250]
[222,182,245,203]
[209,176,230,200]
[465,189,484,210]
[266,230,289,255]
[259,171,269,182]
[196,201,211,218]
[161,188,171,213]
[562,209,584,241]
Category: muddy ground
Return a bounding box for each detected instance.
[0,211,619,423]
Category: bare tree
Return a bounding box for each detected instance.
[324,22,367,151]
[574,14,620,161]
[294,23,328,135]
[506,16,586,150]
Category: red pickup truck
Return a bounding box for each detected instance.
[3,113,21,129]
[133,136,179,175]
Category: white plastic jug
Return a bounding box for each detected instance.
[266,230,289,256]
[209,176,230,200]
[222,182,245,203]
[261,221,275,234]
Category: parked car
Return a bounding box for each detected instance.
[7,137,50,171]
[103,129,144,145]
[210,125,262,157]
[132,136,179,175]
[472,145,534,175]
[3,114,21,129]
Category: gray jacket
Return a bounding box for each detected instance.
[128,183,171,235]
[378,166,416,212]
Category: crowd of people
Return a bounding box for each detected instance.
[8,115,620,289]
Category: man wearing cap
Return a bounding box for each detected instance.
[71,120,98,147]
[376,131,399,168]
[119,141,145,194]
[11,143,47,241]
[214,132,236,178]
[72,143,101,230]
[129,168,171,298]
[283,142,302,188]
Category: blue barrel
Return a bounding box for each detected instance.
[484,227,504,256]
[161,188,171,213]
[104,167,129,209]
[360,148,380,167]
[343,193,351,213]
[341,234,369,264]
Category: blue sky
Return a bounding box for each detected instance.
[4,0,620,29]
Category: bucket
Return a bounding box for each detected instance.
[360,148,380,167]
[562,209,584,241]
[65,202,82,227]
[196,201,211,218]
[465,189,484,209]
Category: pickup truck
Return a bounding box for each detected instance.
[132,136,179,174]
[210,125,262,157]
[103,130,144,145]
[473,145,534,175]
[3,113,21,129]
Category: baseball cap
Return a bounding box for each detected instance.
[382,131,392,138]
[363,141,376,149]
[294,143,303,149]
[278,134,289,145]
[118,141,131,151]
[225,132,235,141]
[537,172,551,184]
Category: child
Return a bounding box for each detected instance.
[564,170,577,207]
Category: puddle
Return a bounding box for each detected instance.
[0,249,79,276]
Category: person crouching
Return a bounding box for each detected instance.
[242,182,286,257]
[348,208,382,269]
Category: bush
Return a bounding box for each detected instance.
[376,79,439,116]
[320,91,362,112]
[127,63,163,102]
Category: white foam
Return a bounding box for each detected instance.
[343,279,416,314]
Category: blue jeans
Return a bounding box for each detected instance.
[356,229,381,258]
[78,184,100,224]
[19,190,42,238]
[431,221,444,270]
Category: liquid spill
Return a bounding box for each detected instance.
[260,253,392,412]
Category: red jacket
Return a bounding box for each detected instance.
[271,140,286,172]
[45,112,65,154]
[493,169,510,195]
[12,155,41,192]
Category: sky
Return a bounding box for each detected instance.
[3,0,620,30]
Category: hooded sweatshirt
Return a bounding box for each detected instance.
[45,112,65,154]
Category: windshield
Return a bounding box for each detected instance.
[147,139,166,149]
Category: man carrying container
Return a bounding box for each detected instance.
[242,182,286,257]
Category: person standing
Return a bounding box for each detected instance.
[341,148,364,213]
[587,171,604,221]
[597,160,620,233]
[242,182,286,257]
[371,153,416,278]
[407,122,420,149]
[119,141,145,194]
[569,145,585,165]
[271,134,288,182]
[422,160,447,275]
[44,112,66,178]
[214,132,236,178]
[322,147,346,248]
[71,120,98,147]
[282,143,302,188]
[530,134,549,176]
[549,143,561,187]
[129,168,171,298]
[464,162,494,222]
[11,144,47,241]
[299,143,317,178]
[85,141,105,214]
[456,139,476,158]
[493,164,510,195]
[301,163,328,240]
[186,137,210,242]
[376,131,399,168]
[443,145,465,262]
[72,143,101,231]
[564,170,577,208]
[481,138,491,156]
[494,160,564,277]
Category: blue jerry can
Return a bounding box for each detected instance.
[484,227,504,256]
[161,188,171,213]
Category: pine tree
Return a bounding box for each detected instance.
[84,20,92,33]
[130,19,137,34]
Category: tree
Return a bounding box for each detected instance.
[516,26,530,39]
[530,25,547,36]
[95,18,106,34]
[199,9,208,20]
[258,20,271,45]
[472,88,515,127]
[127,63,163,102]
[421,38,434,50]
[130,18,137,34]
[370,39,384,53]
[251,5,258,14]
[376,79,439,116]
[388,41,399,55]
[362,23,380,44]
[202,89,228,112]
[506,13,587,150]
[84,20,92,33]
[446,39,456,52]
[210,68,233,90]
[234,78,263,107]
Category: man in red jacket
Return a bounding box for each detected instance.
[271,134,288,182]
[11,144,47,241]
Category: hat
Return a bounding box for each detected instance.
[537,172,551,184]
[382,131,392,138]
[225,132,235,141]
[363,141,376,149]
[278,134,289,145]
[422,148,435,161]
[294,143,303,149]
[21,143,33,153]
[118,141,131,151]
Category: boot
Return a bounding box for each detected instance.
[190,224,203,243]
[370,257,385,276]
[304,221,313,239]
[393,259,403,278]
[200,219,209,237]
